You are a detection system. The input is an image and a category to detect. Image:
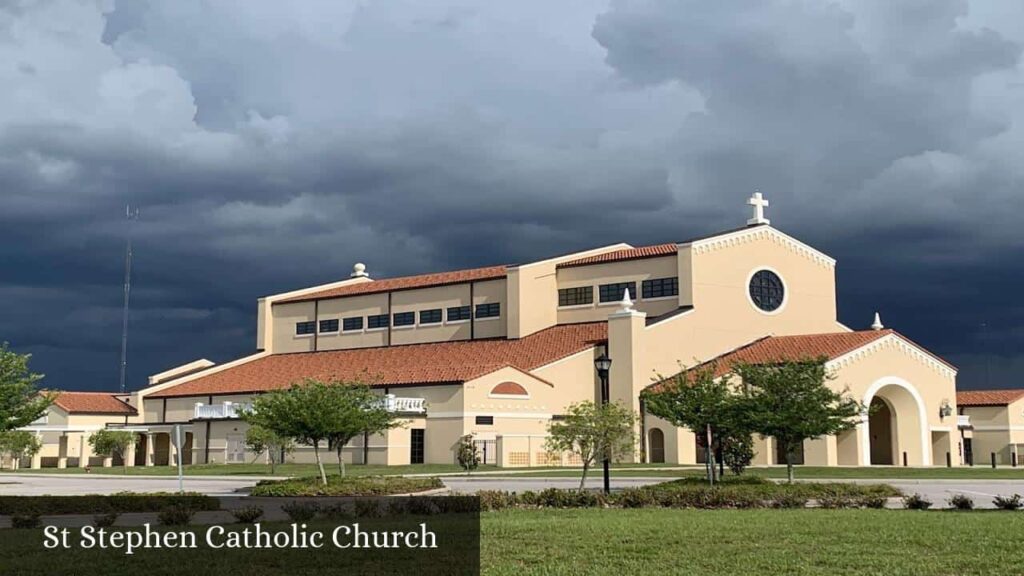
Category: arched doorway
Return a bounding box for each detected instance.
[863,378,929,466]
[869,397,894,465]
[648,429,665,463]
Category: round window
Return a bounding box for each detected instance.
[749,270,785,312]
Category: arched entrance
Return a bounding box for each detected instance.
[869,397,894,465]
[862,378,929,466]
[648,429,665,463]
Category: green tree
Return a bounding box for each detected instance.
[325,384,399,477]
[642,364,753,484]
[0,343,54,432]
[546,401,635,491]
[245,424,294,474]
[88,430,136,474]
[735,357,863,483]
[0,430,42,469]
[456,434,480,474]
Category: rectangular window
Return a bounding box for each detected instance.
[367,314,389,329]
[642,277,679,299]
[419,309,442,325]
[475,302,501,319]
[598,282,636,303]
[393,311,415,327]
[558,286,593,307]
[475,416,494,425]
[295,321,315,335]
[318,319,339,333]
[342,316,363,332]
[447,305,472,322]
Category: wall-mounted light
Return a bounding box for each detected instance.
[939,400,953,420]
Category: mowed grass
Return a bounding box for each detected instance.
[482,508,1024,575]
[0,463,500,477]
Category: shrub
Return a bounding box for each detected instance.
[280,501,319,522]
[993,494,1022,510]
[231,506,264,524]
[771,493,809,509]
[723,437,755,476]
[93,512,119,527]
[320,502,354,520]
[250,476,442,497]
[477,490,516,511]
[857,494,888,509]
[157,505,194,526]
[11,513,40,529]
[615,488,656,509]
[354,499,385,518]
[0,493,218,516]
[903,494,932,510]
[517,491,539,507]
[948,494,974,510]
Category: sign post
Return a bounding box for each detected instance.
[173,424,184,494]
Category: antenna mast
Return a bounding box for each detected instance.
[119,205,140,394]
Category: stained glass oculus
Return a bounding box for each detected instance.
[749,270,785,312]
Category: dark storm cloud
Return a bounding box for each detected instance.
[0,0,1021,391]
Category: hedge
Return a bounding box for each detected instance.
[476,477,900,511]
[0,492,219,516]
[249,475,443,497]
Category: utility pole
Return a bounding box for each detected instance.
[119,205,140,394]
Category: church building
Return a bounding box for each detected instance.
[19,195,964,469]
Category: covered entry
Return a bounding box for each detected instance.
[648,428,665,463]
[862,377,929,466]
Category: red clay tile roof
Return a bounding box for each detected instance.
[149,322,608,398]
[557,243,678,269]
[277,265,508,304]
[956,390,1024,407]
[53,392,136,415]
[649,330,898,390]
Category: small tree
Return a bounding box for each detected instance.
[325,384,399,477]
[722,435,754,476]
[643,364,753,484]
[0,430,42,469]
[546,401,635,491]
[0,343,54,432]
[736,358,863,483]
[245,424,294,474]
[88,430,136,474]
[456,434,480,475]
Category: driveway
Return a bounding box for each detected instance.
[0,474,260,496]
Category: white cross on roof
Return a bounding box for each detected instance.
[747,192,770,226]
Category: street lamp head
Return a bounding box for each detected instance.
[594,353,612,376]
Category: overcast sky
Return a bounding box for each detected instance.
[2,0,1022,392]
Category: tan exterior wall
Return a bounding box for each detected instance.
[556,256,681,324]
[270,300,317,353]
[316,293,390,349]
[963,401,1024,464]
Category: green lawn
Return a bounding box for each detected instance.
[0,462,498,477]
[482,508,1024,575]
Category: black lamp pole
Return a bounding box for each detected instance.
[594,353,613,495]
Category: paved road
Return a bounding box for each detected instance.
[442,476,665,493]
[0,474,259,496]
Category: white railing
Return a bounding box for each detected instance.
[194,402,251,420]
[383,395,426,413]
[958,414,971,428]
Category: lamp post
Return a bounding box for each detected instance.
[594,352,612,495]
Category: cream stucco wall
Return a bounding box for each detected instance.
[556,255,681,324]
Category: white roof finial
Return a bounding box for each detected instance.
[871,312,884,331]
[747,191,770,226]
[350,262,369,278]
[618,289,634,313]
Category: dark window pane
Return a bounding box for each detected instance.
[749,270,785,312]
[367,314,389,329]
[420,309,442,324]
[393,311,415,326]
[295,321,316,335]
[318,319,339,333]
[475,302,500,318]
[558,286,594,307]
[598,282,636,303]
[475,416,494,425]
[642,277,679,299]
[447,305,472,321]
[342,317,363,331]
